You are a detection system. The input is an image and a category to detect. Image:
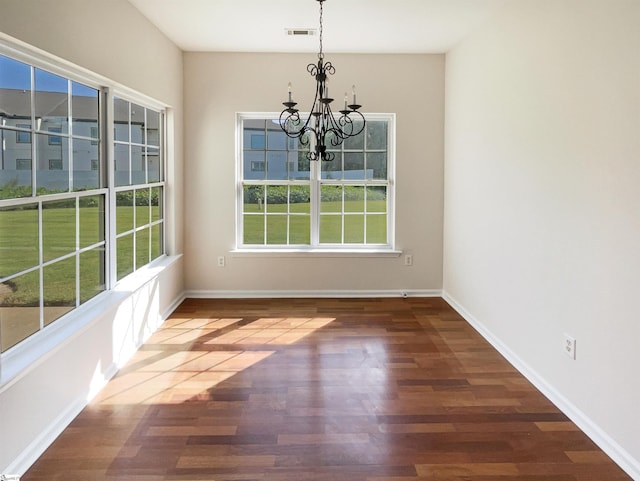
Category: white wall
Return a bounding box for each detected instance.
[444,0,640,476]
[0,0,184,473]
[183,52,444,296]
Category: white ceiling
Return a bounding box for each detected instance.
[127,0,513,54]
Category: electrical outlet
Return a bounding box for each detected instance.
[563,333,576,360]
[404,254,413,266]
[217,256,225,267]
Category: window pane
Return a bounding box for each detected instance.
[43,199,76,262]
[243,214,264,244]
[79,195,105,248]
[343,121,364,150]
[73,138,100,191]
[344,214,365,243]
[36,132,69,193]
[0,270,40,353]
[243,119,265,150]
[114,97,129,142]
[146,109,160,147]
[367,152,387,180]
[151,187,162,222]
[117,234,133,280]
[151,223,163,261]
[289,215,310,244]
[266,151,287,180]
[266,186,287,212]
[290,185,310,213]
[136,189,150,227]
[344,152,365,180]
[0,204,38,276]
[244,185,264,213]
[0,128,32,199]
[131,145,145,184]
[147,147,160,183]
[345,186,364,213]
[266,126,287,150]
[116,191,134,234]
[288,151,310,180]
[244,151,265,180]
[131,103,144,144]
[0,55,31,119]
[43,257,76,326]
[114,143,129,186]
[321,156,342,180]
[35,68,68,135]
[321,185,342,212]
[366,186,387,213]
[266,215,287,244]
[80,247,105,304]
[366,214,387,244]
[71,81,98,140]
[320,215,341,243]
[136,226,150,269]
[366,121,387,150]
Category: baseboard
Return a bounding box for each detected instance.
[3,396,87,475]
[184,289,442,299]
[442,291,640,481]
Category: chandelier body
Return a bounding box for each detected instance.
[279,0,365,162]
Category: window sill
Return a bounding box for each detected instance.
[0,254,182,393]
[230,248,402,258]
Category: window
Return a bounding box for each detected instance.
[0,51,167,354]
[47,127,62,145]
[16,159,31,171]
[250,160,265,172]
[48,159,63,170]
[237,113,394,249]
[113,97,164,281]
[16,124,31,143]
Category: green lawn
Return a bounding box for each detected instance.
[0,204,160,307]
[243,200,387,245]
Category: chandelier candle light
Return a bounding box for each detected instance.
[280,0,365,162]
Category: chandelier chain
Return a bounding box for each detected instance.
[318,0,324,59]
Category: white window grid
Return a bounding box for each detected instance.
[236,112,395,250]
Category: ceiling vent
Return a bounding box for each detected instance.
[286,28,317,36]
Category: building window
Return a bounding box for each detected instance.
[250,160,265,172]
[90,126,98,145]
[0,51,167,354]
[16,159,31,170]
[48,159,63,170]
[16,124,31,143]
[47,127,62,145]
[237,114,395,249]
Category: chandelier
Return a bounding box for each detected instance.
[279,0,365,162]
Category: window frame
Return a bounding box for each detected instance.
[235,112,396,253]
[0,44,169,357]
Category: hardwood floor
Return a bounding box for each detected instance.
[23,297,632,481]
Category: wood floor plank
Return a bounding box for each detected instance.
[21,298,632,481]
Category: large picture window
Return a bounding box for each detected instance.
[0,51,166,354]
[237,113,394,249]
